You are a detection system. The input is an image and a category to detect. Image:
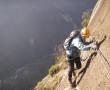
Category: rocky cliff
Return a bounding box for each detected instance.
[34,0,110,90]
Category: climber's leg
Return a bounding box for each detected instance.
[75,57,82,69]
[68,59,74,87]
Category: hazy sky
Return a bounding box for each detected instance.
[0,0,97,89]
[0,0,96,66]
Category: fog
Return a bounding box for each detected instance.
[0,0,96,89]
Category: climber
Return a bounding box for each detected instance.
[63,27,97,88]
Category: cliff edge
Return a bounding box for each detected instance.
[35,0,110,90]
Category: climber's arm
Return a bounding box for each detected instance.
[78,41,92,51]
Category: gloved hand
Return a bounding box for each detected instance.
[92,44,98,51]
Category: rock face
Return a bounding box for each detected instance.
[35,0,110,90]
[88,0,110,37]
[80,0,110,89]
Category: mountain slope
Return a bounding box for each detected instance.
[35,0,110,90]
[81,0,110,89]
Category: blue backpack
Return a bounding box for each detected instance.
[64,30,80,58]
[64,30,80,50]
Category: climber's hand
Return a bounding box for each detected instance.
[92,44,98,51]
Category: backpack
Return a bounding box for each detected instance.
[63,30,80,50]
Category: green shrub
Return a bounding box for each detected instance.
[35,82,51,90]
[55,55,65,63]
[49,64,60,76]
[81,10,92,27]
[44,87,51,90]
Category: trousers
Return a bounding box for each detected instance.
[67,57,81,83]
